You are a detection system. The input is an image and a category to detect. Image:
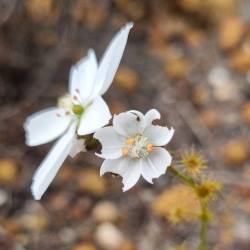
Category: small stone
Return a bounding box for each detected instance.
[84,2,107,30]
[208,66,238,101]
[57,165,74,183]
[14,236,29,248]
[59,228,76,244]
[178,0,202,13]
[95,223,125,250]
[72,0,107,30]
[234,219,250,241]
[184,29,206,48]
[0,159,17,184]
[115,0,146,21]
[77,169,106,196]
[25,0,58,23]
[219,17,245,51]
[69,199,92,220]
[229,50,250,73]
[92,201,119,223]
[73,243,97,250]
[198,109,220,128]
[19,202,48,231]
[208,0,236,17]
[191,85,208,106]
[223,139,249,166]
[121,240,136,250]
[178,0,236,19]
[71,0,85,23]
[20,213,48,231]
[4,220,22,235]
[115,66,139,91]
[48,192,71,211]
[165,57,188,79]
[241,101,250,125]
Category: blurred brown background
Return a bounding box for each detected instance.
[0,0,250,249]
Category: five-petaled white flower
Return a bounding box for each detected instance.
[94,109,174,191]
[24,22,133,200]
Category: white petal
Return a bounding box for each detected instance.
[144,126,174,146]
[96,149,122,160]
[69,49,98,104]
[69,137,86,158]
[144,109,161,126]
[113,111,145,137]
[100,157,141,191]
[141,147,172,184]
[24,107,72,146]
[94,126,123,159]
[128,110,146,130]
[31,122,77,200]
[92,22,133,97]
[77,96,111,135]
[122,159,142,191]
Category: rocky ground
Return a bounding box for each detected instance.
[0,0,250,249]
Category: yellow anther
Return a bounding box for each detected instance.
[122,147,129,156]
[146,143,153,152]
[126,137,135,145]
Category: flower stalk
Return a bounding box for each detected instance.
[168,165,209,250]
[198,200,209,250]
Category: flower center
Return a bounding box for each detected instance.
[122,134,153,159]
[57,93,84,116]
[72,104,84,115]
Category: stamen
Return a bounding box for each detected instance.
[122,147,129,157]
[126,137,135,145]
[73,90,83,105]
[56,113,61,117]
[65,111,71,116]
[146,143,153,152]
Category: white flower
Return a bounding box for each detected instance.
[24,22,133,200]
[94,109,174,191]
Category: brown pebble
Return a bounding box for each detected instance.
[95,222,125,250]
[77,169,106,196]
[25,0,58,23]
[191,85,208,106]
[92,201,120,223]
[165,57,188,79]
[73,242,97,250]
[219,17,245,51]
[229,50,250,73]
[121,240,136,250]
[223,139,249,166]
[198,109,220,128]
[115,66,139,91]
[0,159,17,184]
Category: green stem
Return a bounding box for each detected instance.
[198,200,208,250]
[168,166,196,188]
[168,165,208,250]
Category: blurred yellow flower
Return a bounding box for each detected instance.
[153,184,201,224]
[181,150,206,175]
[196,180,221,201]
